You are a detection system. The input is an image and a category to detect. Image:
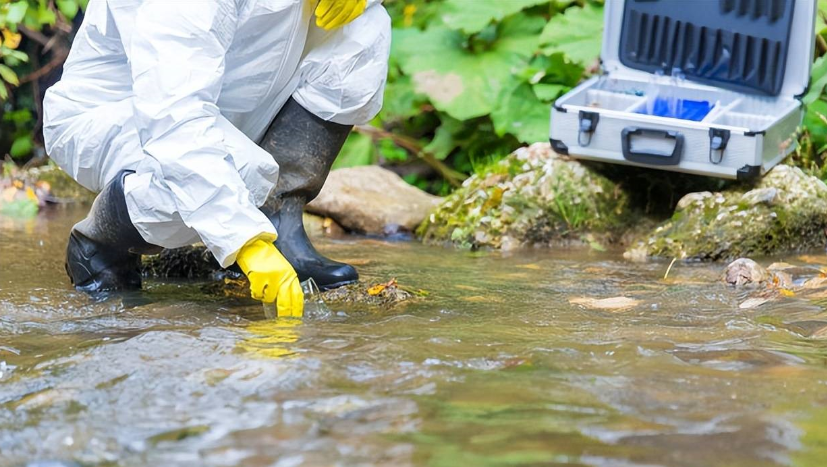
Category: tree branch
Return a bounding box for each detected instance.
[19,49,68,84]
[354,125,465,187]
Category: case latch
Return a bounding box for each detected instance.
[578,111,600,147]
[708,128,730,165]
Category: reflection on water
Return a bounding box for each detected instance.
[3,207,827,466]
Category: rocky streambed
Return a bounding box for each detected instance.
[7,142,827,304]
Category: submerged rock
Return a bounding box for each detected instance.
[307,165,442,235]
[202,277,416,308]
[626,165,827,262]
[722,258,771,287]
[317,280,416,308]
[141,214,345,279]
[418,143,631,249]
[141,244,220,279]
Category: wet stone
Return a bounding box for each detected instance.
[627,165,827,261]
[722,259,771,287]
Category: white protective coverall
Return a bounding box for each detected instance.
[43,0,390,267]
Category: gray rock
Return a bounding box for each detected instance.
[722,258,770,287]
[307,166,442,235]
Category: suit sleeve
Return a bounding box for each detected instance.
[128,0,277,266]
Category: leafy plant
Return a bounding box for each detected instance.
[335,0,604,194]
[0,0,85,159]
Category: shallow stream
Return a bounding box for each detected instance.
[3,207,827,466]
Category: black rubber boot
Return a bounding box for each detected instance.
[259,98,358,291]
[66,170,161,293]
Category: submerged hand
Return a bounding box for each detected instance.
[314,0,367,30]
[237,239,304,318]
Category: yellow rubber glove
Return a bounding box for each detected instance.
[315,0,367,30]
[237,239,304,318]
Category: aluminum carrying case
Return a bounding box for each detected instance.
[549,0,817,180]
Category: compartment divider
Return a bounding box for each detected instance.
[701,98,742,123]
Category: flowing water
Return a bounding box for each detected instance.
[3,207,827,467]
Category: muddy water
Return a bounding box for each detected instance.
[3,207,827,467]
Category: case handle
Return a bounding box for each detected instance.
[621,127,684,166]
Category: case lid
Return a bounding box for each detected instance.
[601,0,816,98]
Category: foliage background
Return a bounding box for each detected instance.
[2,0,827,195]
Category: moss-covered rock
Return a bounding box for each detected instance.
[202,277,416,308]
[626,165,827,262]
[418,143,631,250]
[141,244,221,279]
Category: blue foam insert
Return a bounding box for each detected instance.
[635,98,712,122]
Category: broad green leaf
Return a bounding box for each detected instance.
[10,134,33,158]
[333,132,375,169]
[804,55,827,105]
[379,74,426,121]
[56,0,79,20]
[393,15,543,120]
[0,64,19,86]
[818,0,827,32]
[425,117,463,160]
[440,0,549,34]
[540,3,604,66]
[0,83,8,100]
[491,82,550,144]
[533,83,567,101]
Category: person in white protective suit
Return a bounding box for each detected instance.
[43,0,391,317]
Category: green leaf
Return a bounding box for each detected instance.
[393,15,544,120]
[10,134,33,158]
[0,84,8,100]
[491,82,550,144]
[379,74,426,121]
[2,108,32,125]
[425,117,463,160]
[333,132,375,169]
[56,0,79,20]
[37,5,57,26]
[533,83,567,101]
[805,55,827,106]
[0,64,19,86]
[1,49,28,62]
[540,3,604,66]
[440,0,549,34]
[4,1,29,24]
[805,100,827,152]
[817,0,827,32]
